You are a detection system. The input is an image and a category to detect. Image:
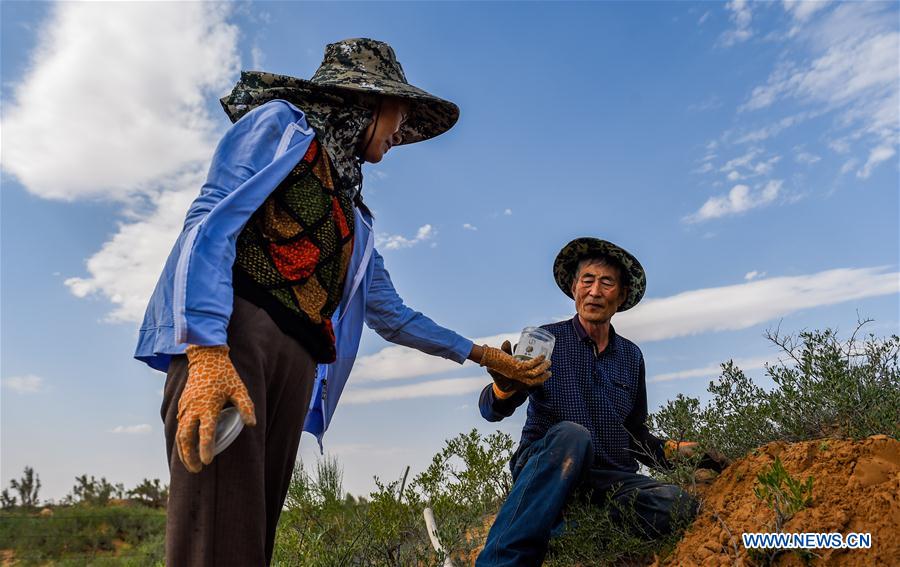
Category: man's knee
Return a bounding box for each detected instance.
[547,422,592,454]
[636,484,697,536]
[544,422,593,475]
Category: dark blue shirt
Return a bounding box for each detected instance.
[479,317,667,472]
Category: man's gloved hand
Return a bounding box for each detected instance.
[177,345,257,473]
[664,440,731,473]
[481,340,551,399]
[664,440,698,461]
[697,448,731,473]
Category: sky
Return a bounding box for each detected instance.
[1,1,898,503]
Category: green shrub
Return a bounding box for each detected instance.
[65,474,125,506]
[652,322,899,464]
[546,493,683,567]
[274,428,514,565]
[127,478,169,509]
[6,466,41,509]
[0,505,165,565]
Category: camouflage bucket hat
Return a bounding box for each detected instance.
[553,237,646,312]
[220,38,459,145]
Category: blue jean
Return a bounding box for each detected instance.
[476,421,697,567]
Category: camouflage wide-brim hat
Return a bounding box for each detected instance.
[220,38,459,145]
[553,238,646,312]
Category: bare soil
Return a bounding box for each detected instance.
[660,435,900,566]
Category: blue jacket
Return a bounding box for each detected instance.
[135,100,473,446]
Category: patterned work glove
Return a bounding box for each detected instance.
[664,440,731,473]
[177,345,257,473]
[481,341,551,399]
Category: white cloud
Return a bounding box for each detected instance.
[615,266,899,342]
[840,158,860,175]
[503,209,513,216]
[1,3,239,201]
[111,424,153,434]
[857,145,896,179]
[829,138,851,154]
[719,0,754,47]
[65,175,201,322]
[698,11,711,26]
[721,148,763,171]
[717,149,780,179]
[251,44,265,69]
[752,156,781,176]
[685,180,782,222]
[342,376,488,405]
[346,266,898,389]
[744,270,766,281]
[733,112,818,144]
[2,3,245,323]
[694,162,715,174]
[375,224,435,250]
[462,223,478,231]
[783,0,831,23]
[649,355,778,383]
[2,375,46,394]
[688,95,722,113]
[795,151,821,165]
[740,3,898,177]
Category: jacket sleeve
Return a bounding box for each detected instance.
[177,102,313,346]
[624,357,670,469]
[479,384,528,422]
[364,248,473,363]
[184,102,292,231]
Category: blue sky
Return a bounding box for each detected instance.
[2,1,898,502]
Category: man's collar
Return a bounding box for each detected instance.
[571,315,617,354]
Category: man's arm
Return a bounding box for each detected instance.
[478,384,528,422]
[624,358,670,469]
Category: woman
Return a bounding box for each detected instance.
[135,38,550,566]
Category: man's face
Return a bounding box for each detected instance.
[571,259,627,325]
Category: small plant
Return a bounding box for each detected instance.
[753,456,813,531]
[750,457,815,565]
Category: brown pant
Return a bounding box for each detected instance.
[161,296,317,566]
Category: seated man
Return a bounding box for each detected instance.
[476,237,700,566]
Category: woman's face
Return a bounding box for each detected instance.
[359,97,409,163]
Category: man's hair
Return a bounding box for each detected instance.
[574,255,630,292]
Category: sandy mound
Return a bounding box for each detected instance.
[661,435,900,566]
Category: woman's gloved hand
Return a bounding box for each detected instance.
[481,341,551,399]
[177,345,257,473]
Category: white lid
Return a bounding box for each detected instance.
[214,406,245,456]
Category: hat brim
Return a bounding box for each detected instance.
[553,238,646,312]
[220,71,459,145]
[311,73,459,145]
